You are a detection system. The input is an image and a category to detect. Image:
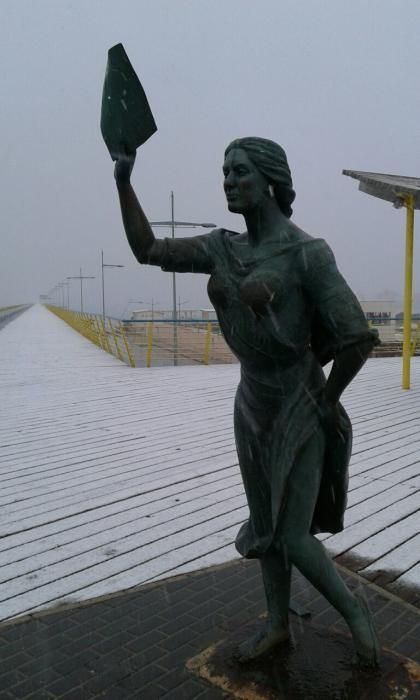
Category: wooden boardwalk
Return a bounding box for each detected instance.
[0,305,419,622]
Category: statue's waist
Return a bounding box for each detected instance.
[238,344,312,373]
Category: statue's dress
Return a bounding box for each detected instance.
[148,228,378,558]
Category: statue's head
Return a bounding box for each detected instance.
[223,137,295,217]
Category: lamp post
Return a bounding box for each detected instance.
[178,298,190,319]
[51,285,59,306]
[150,190,216,364]
[67,268,95,313]
[56,283,64,308]
[46,287,54,305]
[62,281,70,310]
[101,250,124,320]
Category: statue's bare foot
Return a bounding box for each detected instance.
[236,620,289,662]
[349,595,380,667]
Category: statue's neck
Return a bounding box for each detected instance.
[243,201,289,247]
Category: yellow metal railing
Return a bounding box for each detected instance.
[99,317,420,368]
[46,306,135,367]
[45,309,236,368]
[124,320,237,368]
[46,309,420,370]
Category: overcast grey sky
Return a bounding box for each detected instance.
[1,0,420,317]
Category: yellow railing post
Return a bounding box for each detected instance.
[99,317,112,354]
[118,321,136,367]
[86,314,97,344]
[402,194,415,389]
[146,321,154,368]
[83,314,90,341]
[108,318,124,362]
[92,315,105,350]
[202,322,212,365]
[90,315,100,346]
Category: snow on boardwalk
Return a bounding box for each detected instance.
[0,304,419,621]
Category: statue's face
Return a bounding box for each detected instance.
[223,148,268,213]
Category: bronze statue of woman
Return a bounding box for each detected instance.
[114,137,380,666]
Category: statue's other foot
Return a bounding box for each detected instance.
[349,594,381,668]
[235,620,290,663]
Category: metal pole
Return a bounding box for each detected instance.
[171,191,177,322]
[149,198,216,368]
[101,255,124,320]
[171,191,178,366]
[101,250,105,320]
[80,268,83,313]
[402,194,415,389]
[67,271,95,314]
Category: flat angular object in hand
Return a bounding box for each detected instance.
[101,43,157,160]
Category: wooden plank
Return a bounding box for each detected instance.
[0,476,243,570]
[357,524,420,579]
[0,496,247,604]
[389,560,420,596]
[323,491,420,555]
[1,304,420,620]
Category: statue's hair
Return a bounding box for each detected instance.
[225,137,295,218]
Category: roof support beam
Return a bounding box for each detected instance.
[402,195,415,389]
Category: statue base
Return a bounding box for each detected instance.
[186,617,420,699]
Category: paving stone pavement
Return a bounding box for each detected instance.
[0,559,419,699]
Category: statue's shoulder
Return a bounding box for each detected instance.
[222,228,243,238]
[294,236,337,282]
[206,227,241,240]
[208,228,244,248]
[300,236,335,263]
[288,221,313,243]
[287,223,329,256]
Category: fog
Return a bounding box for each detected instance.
[1,0,420,317]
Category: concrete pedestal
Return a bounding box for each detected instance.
[187,617,420,699]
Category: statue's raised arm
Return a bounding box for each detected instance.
[114,150,159,265]
[101,43,161,264]
[102,44,216,273]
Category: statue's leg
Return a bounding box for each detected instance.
[261,551,291,628]
[236,554,291,661]
[279,432,380,666]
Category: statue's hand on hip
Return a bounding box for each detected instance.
[320,398,343,437]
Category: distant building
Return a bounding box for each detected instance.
[358,300,398,342]
[359,300,397,325]
[130,308,218,321]
[200,308,217,321]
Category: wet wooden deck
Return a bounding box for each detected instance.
[0,305,419,621]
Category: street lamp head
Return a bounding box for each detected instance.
[150,221,217,229]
